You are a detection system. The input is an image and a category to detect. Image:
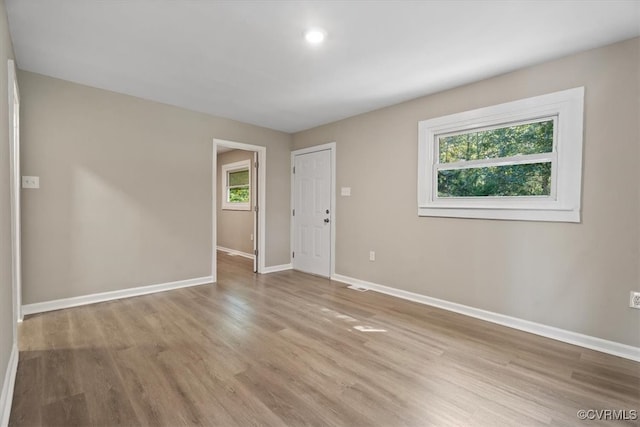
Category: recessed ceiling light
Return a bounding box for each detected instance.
[304,28,326,45]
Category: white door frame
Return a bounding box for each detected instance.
[212,138,266,281]
[290,142,336,277]
[8,60,21,331]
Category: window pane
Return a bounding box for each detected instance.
[228,187,250,203]
[228,169,249,186]
[438,120,553,163]
[438,162,552,197]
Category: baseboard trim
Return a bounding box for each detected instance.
[262,263,293,274]
[0,344,18,427]
[22,276,214,316]
[331,273,640,362]
[216,246,255,260]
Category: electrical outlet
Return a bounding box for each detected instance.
[369,251,375,261]
[630,291,640,309]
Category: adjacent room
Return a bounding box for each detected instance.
[0,1,639,426]
[216,144,259,273]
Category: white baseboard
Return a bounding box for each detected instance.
[331,273,640,362]
[0,344,18,427]
[22,276,214,316]
[216,246,255,260]
[262,263,293,274]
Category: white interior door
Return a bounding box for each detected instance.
[293,149,331,277]
[252,151,258,273]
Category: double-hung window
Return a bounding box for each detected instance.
[418,87,584,222]
[221,160,251,210]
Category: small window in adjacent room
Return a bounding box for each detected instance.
[418,87,584,222]
[222,160,251,210]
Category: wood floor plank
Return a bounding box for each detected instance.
[41,393,90,427]
[10,251,640,426]
[110,347,176,427]
[8,356,43,426]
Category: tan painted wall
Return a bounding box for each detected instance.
[293,38,640,347]
[19,71,292,304]
[0,0,15,400]
[217,149,254,255]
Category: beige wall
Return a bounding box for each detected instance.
[293,38,640,347]
[0,0,14,404]
[217,149,254,255]
[19,71,291,304]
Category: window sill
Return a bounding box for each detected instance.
[418,207,580,223]
[222,204,251,211]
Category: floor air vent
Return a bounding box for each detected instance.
[347,285,368,292]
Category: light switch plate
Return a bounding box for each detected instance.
[630,291,640,309]
[341,187,351,196]
[22,176,39,189]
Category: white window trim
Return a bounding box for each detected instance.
[221,159,251,211]
[418,87,584,222]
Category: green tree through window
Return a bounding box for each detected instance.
[222,159,251,210]
[228,170,250,203]
[418,87,584,222]
[437,120,553,197]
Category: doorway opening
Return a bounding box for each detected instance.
[290,142,336,278]
[212,139,266,281]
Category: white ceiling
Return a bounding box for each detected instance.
[6,1,640,133]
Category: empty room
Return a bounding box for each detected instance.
[1,1,639,426]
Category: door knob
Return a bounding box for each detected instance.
[324,218,330,223]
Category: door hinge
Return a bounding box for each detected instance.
[292,251,295,259]
[255,161,259,169]
[293,166,296,174]
[254,249,258,256]
[255,206,258,212]
[292,209,295,216]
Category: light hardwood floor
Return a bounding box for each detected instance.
[10,252,640,426]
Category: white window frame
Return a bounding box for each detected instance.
[418,87,584,222]
[221,159,251,211]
